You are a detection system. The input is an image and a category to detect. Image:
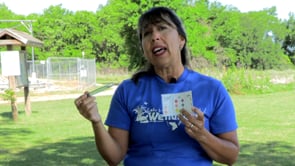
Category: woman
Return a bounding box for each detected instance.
[75,6,239,166]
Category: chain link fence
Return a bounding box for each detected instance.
[1,57,96,91]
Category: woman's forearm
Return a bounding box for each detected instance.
[92,122,125,166]
[198,130,239,165]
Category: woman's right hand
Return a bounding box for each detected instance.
[74,92,101,123]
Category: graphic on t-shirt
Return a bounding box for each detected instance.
[161,91,193,116]
[133,102,181,131]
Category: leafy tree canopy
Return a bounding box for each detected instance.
[0,1,295,70]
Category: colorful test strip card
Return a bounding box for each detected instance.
[161,91,193,116]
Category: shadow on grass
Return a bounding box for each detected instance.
[1,134,294,165]
[235,141,295,166]
[0,127,34,157]
[0,109,29,121]
[0,111,12,119]
[0,137,109,166]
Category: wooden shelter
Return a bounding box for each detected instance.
[0,28,43,47]
[0,28,43,119]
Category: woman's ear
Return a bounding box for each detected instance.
[179,35,186,50]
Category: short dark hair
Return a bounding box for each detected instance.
[132,7,190,83]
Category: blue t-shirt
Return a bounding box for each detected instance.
[105,68,238,166]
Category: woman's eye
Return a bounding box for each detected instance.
[143,31,150,37]
[158,26,167,31]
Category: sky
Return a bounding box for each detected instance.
[0,0,294,20]
[212,0,294,20]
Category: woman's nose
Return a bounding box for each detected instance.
[151,31,160,41]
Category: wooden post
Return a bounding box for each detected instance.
[21,46,31,115]
[8,76,18,120]
[24,86,31,115]
[7,45,18,121]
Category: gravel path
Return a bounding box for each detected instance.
[0,85,117,104]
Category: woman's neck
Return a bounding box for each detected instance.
[155,65,184,83]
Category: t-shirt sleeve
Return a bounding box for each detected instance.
[104,83,131,131]
[210,82,238,134]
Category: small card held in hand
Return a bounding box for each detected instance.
[88,83,114,96]
[161,91,193,116]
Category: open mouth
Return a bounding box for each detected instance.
[152,47,167,56]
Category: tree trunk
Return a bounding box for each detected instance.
[24,86,31,116]
[11,99,18,121]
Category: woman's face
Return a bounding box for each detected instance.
[141,17,185,69]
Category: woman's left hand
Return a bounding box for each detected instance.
[178,107,206,141]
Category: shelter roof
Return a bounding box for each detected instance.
[0,28,43,47]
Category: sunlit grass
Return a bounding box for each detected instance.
[0,96,113,166]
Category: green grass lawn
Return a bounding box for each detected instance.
[230,90,295,166]
[0,90,294,166]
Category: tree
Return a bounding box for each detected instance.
[282,14,295,64]
[92,0,127,66]
[0,3,28,52]
[2,1,294,70]
[228,8,289,69]
[209,2,241,67]
[62,11,97,58]
[33,5,73,59]
[0,89,17,121]
[179,0,219,67]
